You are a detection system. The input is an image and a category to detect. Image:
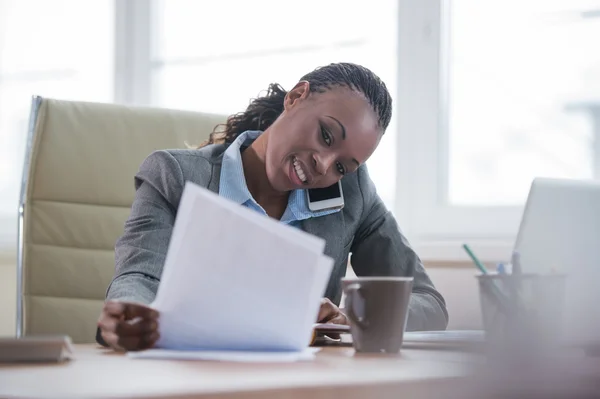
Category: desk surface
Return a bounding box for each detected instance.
[0,344,483,399]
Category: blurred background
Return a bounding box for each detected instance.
[1,0,599,334]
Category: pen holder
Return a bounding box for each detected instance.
[477,273,566,354]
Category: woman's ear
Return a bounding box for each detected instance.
[284,80,310,110]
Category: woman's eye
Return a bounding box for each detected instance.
[336,162,346,175]
[321,126,332,146]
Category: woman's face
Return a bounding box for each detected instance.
[264,82,382,192]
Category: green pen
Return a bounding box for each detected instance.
[463,244,514,316]
[462,244,489,275]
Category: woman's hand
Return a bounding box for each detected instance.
[97,301,160,351]
[317,298,348,325]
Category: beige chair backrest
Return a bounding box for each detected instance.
[17,97,225,343]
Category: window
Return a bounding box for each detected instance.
[0,0,114,249]
[149,0,399,209]
[449,0,600,206]
[3,0,596,260]
[397,0,600,259]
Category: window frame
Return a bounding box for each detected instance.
[394,0,521,261]
[114,0,153,105]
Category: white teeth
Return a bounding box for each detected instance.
[293,158,307,183]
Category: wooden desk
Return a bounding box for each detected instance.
[0,345,483,399]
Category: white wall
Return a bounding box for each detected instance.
[427,268,482,330]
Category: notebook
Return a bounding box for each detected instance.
[0,335,73,363]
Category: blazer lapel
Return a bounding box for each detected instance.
[207,151,224,194]
[208,163,221,194]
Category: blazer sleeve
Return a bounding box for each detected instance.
[105,150,185,305]
[349,166,449,331]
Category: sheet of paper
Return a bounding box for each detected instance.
[151,182,333,353]
[313,323,351,333]
[403,330,485,343]
[128,348,320,363]
[401,331,485,350]
[301,255,335,339]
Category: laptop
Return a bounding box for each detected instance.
[514,177,600,348]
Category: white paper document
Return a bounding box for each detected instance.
[146,182,334,357]
[128,348,320,363]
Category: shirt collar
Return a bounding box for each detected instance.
[218,130,261,206]
[218,130,341,224]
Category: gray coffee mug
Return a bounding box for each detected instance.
[342,277,413,354]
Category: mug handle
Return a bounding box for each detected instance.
[345,284,369,329]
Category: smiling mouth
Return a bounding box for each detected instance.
[292,156,308,184]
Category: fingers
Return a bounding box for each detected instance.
[317,298,348,324]
[98,314,158,337]
[317,298,337,322]
[100,331,122,351]
[117,331,160,351]
[98,301,160,352]
[104,301,159,320]
[327,313,348,325]
[101,329,160,352]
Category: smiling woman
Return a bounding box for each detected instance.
[202,64,390,193]
[97,62,448,352]
[262,85,380,193]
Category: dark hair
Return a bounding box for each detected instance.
[199,62,392,148]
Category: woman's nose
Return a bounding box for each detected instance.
[313,153,336,175]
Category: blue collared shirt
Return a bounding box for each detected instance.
[218,130,340,225]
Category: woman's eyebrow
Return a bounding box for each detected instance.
[325,115,346,139]
[325,115,359,166]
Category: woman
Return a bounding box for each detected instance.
[97,62,448,351]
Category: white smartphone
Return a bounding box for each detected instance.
[307,181,345,212]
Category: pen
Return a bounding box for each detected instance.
[463,244,512,316]
[462,244,489,275]
[496,263,506,274]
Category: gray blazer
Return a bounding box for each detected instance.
[106,144,448,331]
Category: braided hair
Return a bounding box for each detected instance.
[199,62,392,148]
